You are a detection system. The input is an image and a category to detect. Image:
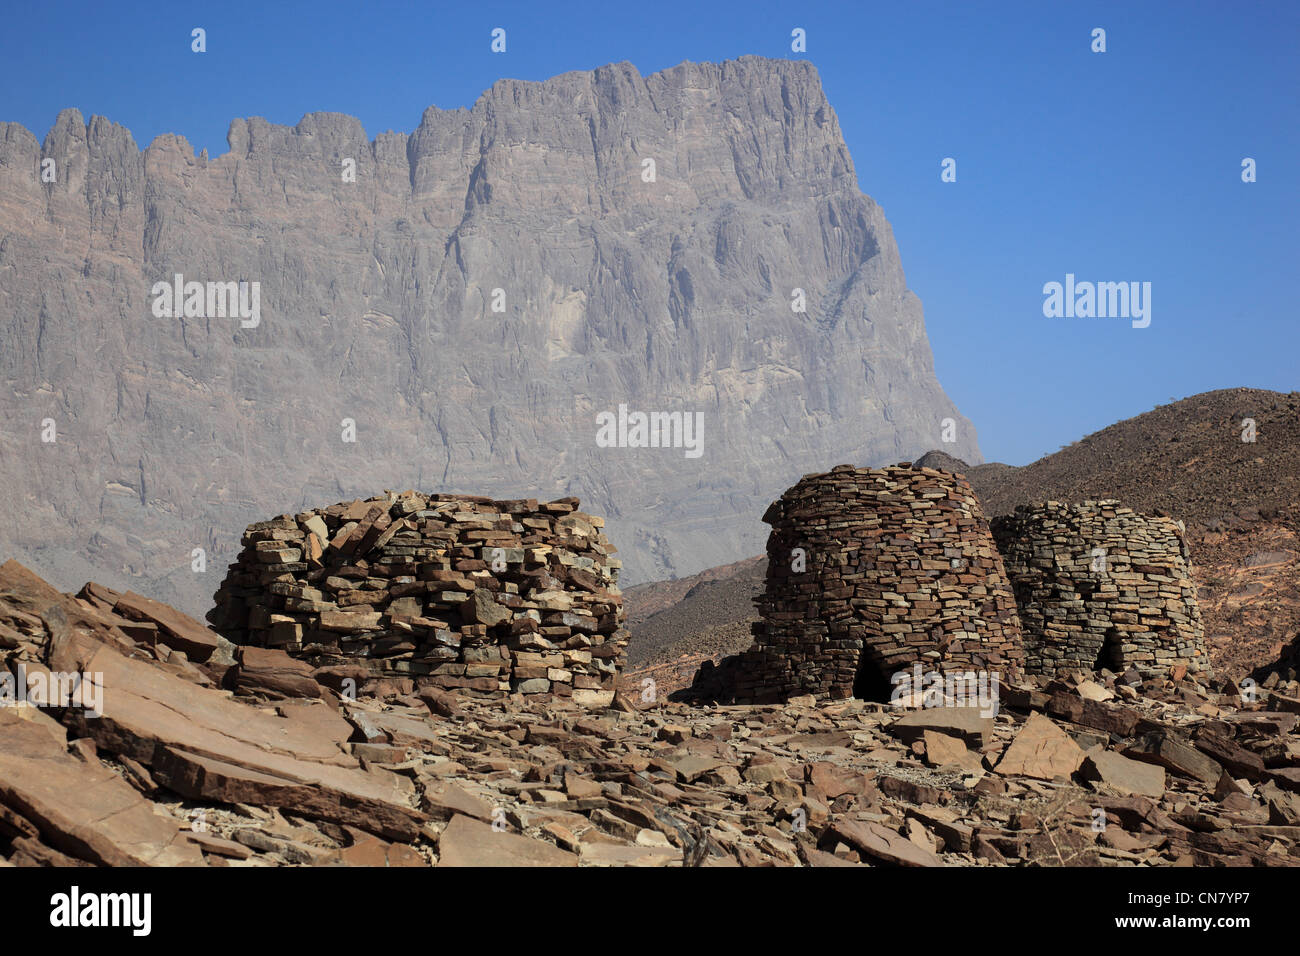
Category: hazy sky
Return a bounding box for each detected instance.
[2,0,1295,464]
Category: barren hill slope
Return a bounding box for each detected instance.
[965,388,1300,525]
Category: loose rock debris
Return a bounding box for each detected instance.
[2,559,1297,867]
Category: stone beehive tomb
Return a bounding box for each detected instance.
[208,491,627,704]
[990,501,1207,677]
[721,464,1024,703]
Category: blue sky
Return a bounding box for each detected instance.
[2,0,1296,464]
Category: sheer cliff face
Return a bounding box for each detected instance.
[0,56,979,616]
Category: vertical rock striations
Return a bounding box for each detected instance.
[0,56,978,614]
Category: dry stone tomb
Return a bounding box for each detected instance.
[686,465,1210,704]
[990,500,1208,677]
[208,491,627,705]
[693,464,1025,703]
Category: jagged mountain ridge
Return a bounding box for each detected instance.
[0,55,978,616]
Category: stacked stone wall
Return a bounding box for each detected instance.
[696,464,1024,703]
[990,501,1207,677]
[209,491,626,704]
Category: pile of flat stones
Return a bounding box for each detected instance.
[208,491,627,705]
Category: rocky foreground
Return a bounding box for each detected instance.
[2,558,1298,867]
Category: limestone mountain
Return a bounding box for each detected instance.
[0,55,978,616]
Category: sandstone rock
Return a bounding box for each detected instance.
[436,814,577,867]
[564,772,603,801]
[336,831,428,867]
[890,708,994,748]
[358,711,446,751]
[467,589,512,628]
[0,560,135,653]
[995,713,1086,780]
[234,646,323,699]
[823,819,943,867]
[579,843,680,867]
[1046,692,1142,737]
[113,590,229,665]
[800,846,864,866]
[743,757,791,784]
[805,762,873,799]
[905,806,973,853]
[420,782,497,822]
[922,731,984,773]
[1124,732,1223,784]
[1076,680,1115,702]
[879,775,951,806]
[0,710,204,866]
[417,686,462,718]
[182,831,254,860]
[48,627,424,839]
[1081,748,1167,798]
[1194,729,1267,781]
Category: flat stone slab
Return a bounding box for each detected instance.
[420,781,497,822]
[49,628,424,840]
[579,843,680,867]
[114,590,226,663]
[995,712,1086,781]
[0,710,205,867]
[182,830,253,860]
[1124,732,1222,784]
[923,731,984,773]
[664,754,725,783]
[360,710,447,750]
[436,814,578,867]
[1081,748,1167,798]
[235,646,322,699]
[889,708,994,748]
[824,818,943,867]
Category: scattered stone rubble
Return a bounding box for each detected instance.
[687,465,1024,703]
[208,492,627,706]
[991,501,1208,678]
[2,559,1298,868]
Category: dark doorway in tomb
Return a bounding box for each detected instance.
[853,649,894,702]
[1094,627,1124,672]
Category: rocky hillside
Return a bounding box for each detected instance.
[5,558,1299,868]
[964,388,1300,525]
[625,388,1300,688]
[0,56,976,617]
